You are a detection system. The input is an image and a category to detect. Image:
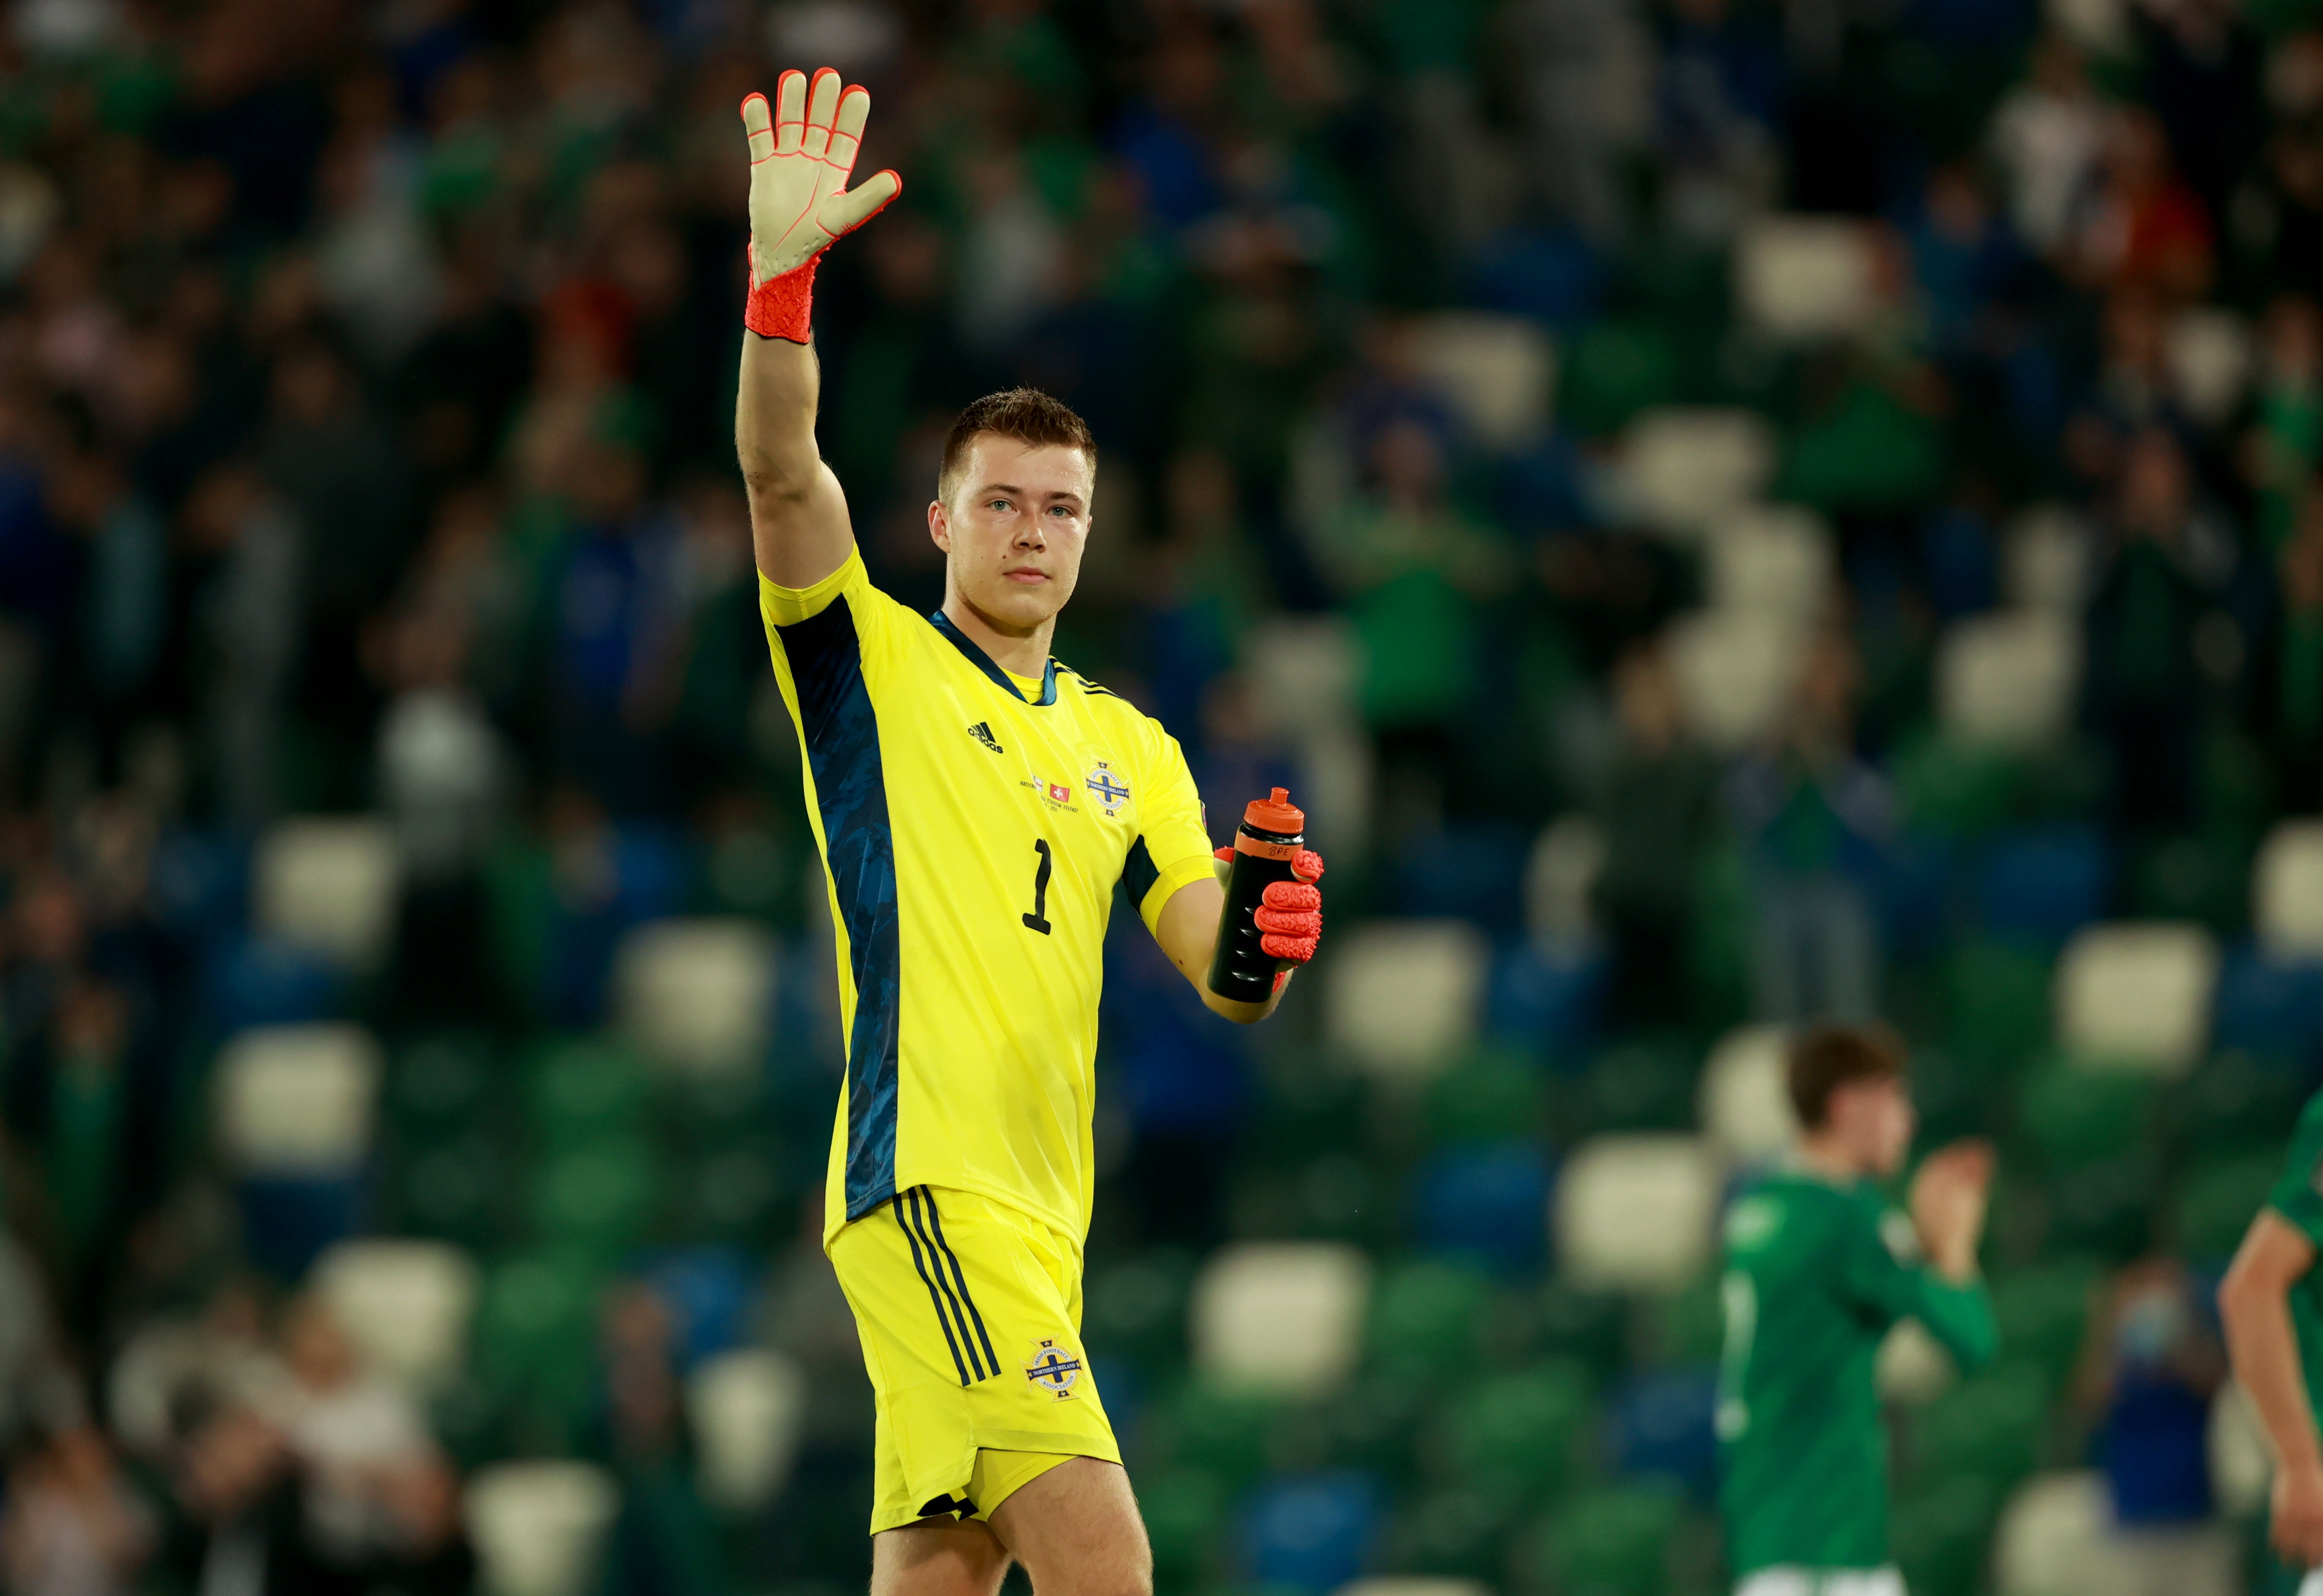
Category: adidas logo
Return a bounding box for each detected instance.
[967,722,1003,754]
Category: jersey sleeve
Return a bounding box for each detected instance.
[1124,724,1217,937]
[1837,1198,2000,1374]
[2267,1093,2323,1249]
[759,546,909,690]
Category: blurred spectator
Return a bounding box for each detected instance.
[2242,294,2323,551]
[1727,627,1890,1023]
[2072,1256,2232,1596]
[0,1424,153,1596]
[1591,642,1720,1027]
[2267,487,2323,810]
[593,1284,721,1596]
[1990,34,2108,263]
[2068,108,2214,304]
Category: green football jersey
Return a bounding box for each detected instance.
[2263,1090,2323,1439]
[1717,1170,1999,1577]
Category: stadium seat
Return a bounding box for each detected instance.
[1487,937,1605,1052]
[1381,1490,1526,1581]
[394,1129,514,1250]
[253,815,400,970]
[1614,408,1776,537]
[1412,1143,1553,1275]
[1368,1261,1490,1382]
[2172,1152,2280,1262]
[2209,947,2323,1056]
[2053,923,2219,1076]
[1946,939,2053,1069]
[1524,813,1604,943]
[1084,1253,1195,1376]
[643,1249,753,1368]
[1893,1477,2002,1596]
[1153,1383,1279,1485]
[2177,1047,2312,1154]
[1735,215,1879,343]
[1140,1469,1228,1585]
[1895,734,2022,841]
[1243,615,1362,736]
[1978,826,2109,946]
[2210,1381,2270,1519]
[1911,1361,2051,1494]
[530,1139,658,1259]
[1397,825,1530,932]
[2255,819,2323,956]
[2002,503,2093,613]
[215,1024,382,1175]
[1325,921,1489,1082]
[474,1251,607,1435]
[2017,1062,2158,1167]
[1409,312,1554,451]
[1434,1362,1592,1500]
[1554,1135,1722,1292]
[1666,607,1806,751]
[527,1038,651,1153]
[1704,504,1836,617]
[2166,306,2252,430]
[1605,1368,1717,1496]
[686,1347,806,1510]
[1423,1053,1547,1148]
[1189,1242,1370,1396]
[1583,1036,1699,1133]
[614,918,777,1077]
[312,1239,478,1393]
[1519,1486,1681,1596]
[464,1460,618,1596]
[1877,1321,1960,1405]
[1535,1279,1631,1382]
[1697,1025,1794,1164]
[206,935,343,1030]
[1559,319,1683,437]
[1938,611,2082,751]
[1989,1470,2181,1596]
[389,1032,498,1138]
[1986,1262,2097,1385]
[1240,1471,1382,1592]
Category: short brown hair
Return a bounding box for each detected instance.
[1787,1023,1907,1129]
[937,388,1097,505]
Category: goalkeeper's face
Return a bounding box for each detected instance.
[930,435,1095,633]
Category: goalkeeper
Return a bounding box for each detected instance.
[732,67,1326,1595]
[1718,1025,1997,1596]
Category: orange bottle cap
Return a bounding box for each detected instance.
[1243,787,1304,834]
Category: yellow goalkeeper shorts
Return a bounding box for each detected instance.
[828,1184,1120,1534]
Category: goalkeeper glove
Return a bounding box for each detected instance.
[738,67,902,344]
[1213,844,1326,966]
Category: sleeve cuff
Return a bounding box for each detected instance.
[759,549,861,629]
[1138,853,1218,936]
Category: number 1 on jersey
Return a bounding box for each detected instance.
[1023,839,1054,935]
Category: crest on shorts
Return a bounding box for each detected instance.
[1024,1338,1082,1400]
[1086,760,1130,816]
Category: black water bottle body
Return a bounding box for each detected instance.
[1206,820,1303,1003]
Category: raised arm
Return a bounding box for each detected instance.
[732,68,899,588]
[2221,1211,2323,1566]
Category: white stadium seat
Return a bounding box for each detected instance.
[1190,1242,1370,1396]
[1993,1468,2236,1596]
[466,1461,618,1596]
[2255,820,2323,958]
[1325,921,1488,1082]
[1875,1320,1958,1405]
[1556,1134,1722,1292]
[1698,1025,1795,1164]
[2003,504,2093,614]
[616,918,778,1077]
[2054,922,2219,1077]
[1337,1580,1492,1596]
[687,1347,808,1510]
[254,816,400,969]
[1243,615,1362,736]
[1705,505,1836,618]
[2209,1382,2270,1518]
[2167,306,2253,431]
[1615,409,1776,538]
[1938,611,2082,750]
[215,1024,381,1175]
[1736,215,1879,344]
[312,1239,478,1394]
[1410,312,1554,451]
[1526,814,1606,943]
[1666,608,1806,752]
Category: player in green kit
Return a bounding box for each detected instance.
[2220,1089,2323,1591]
[1717,1025,1999,1596]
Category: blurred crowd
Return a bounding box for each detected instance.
[3,0,2323,1591]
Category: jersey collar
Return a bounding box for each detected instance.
[928,609,1058,706]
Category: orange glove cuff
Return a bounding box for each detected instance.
[744,246,817,344]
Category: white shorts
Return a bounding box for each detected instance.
[1737,1570,1905,1596]
[2299,1571,2323,1596]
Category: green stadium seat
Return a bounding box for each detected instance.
[1435,1361,1592,1501]
[2043,1151,2160,1262]
[2016,1063,2159,1167]
[1306,1371,1435,1484]
[1424,1050,1548,1147]
[394,1130,515,1249]
[1642,1276,1723,1369]
[1890,1476,2001,1596]
[389,1032,499,1137]
[1909,1360,2052,1494]
[1248,1051,1371,1160]
[1581,1037,1698,1135]
[1383,1480,1528,1580]
[1138,1469,1228,1587]
[2173,1050,2310,1156]
[1534,1280,1630,1383]
[1946,941,2052,1072]
[527,1037,651,1153]
[474,1250,607,1448]
[2128,833,2251,931]
[1517,1485,1680,1596]
[1986,1261,2098,1384]
[530,1138,659,1257]
[1560,321,1682,438]
[667,1139,790,1247]
[1150,1382,1280,1488]
[1896,734,2021,841]
[1085,1252,1196,1377]
[1370,1261,1490,1382]
[2172,1152,2281,1262]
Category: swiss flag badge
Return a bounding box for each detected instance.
[1048,782,1071,805]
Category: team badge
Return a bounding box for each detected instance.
[1024,1338,1082,1399]
[1086,760,1130,816]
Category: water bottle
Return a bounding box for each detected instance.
[1207,787,1305,1003]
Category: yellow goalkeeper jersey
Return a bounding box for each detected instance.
[760,550,1217,1246]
